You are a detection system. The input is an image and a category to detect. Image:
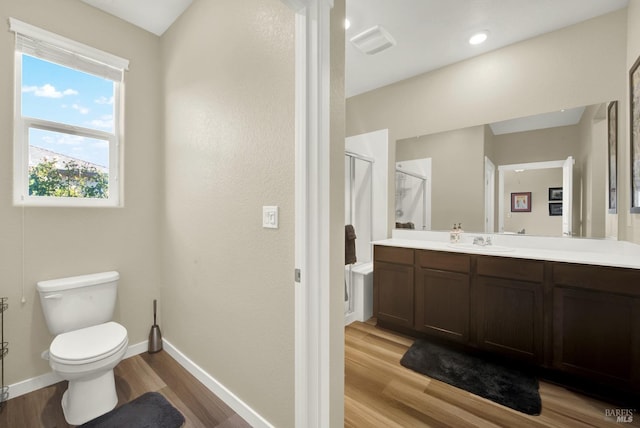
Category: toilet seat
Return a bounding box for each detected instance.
[50,321,128,365]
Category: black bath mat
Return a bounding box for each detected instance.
[81,391,185,428]
[400,339,542,415]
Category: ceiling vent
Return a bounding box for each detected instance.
[350,25,396,55]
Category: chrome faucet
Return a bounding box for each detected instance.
[473,236,492,246]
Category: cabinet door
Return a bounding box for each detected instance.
[553,287,640,388]
[415,268,469,343]
[374,261,414,329]
[476,276,543,363]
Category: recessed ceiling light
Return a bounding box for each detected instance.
[344,19,351,30]
[469,31,489,45]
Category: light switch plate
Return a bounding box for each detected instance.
[263,206,279,229]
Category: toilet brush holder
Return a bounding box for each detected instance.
[148,299,163,353]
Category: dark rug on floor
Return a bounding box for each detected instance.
[400,339,542,415]
[81,392,185,428]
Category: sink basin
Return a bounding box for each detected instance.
[447,243,515,253]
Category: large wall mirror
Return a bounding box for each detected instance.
[345,4,627,240]
[395,102,614,238]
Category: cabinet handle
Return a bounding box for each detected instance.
[43,294,63,299]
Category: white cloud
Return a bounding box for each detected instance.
[57,135,84,146]
[39,134,83,146]
[92,140,109,149]
[22,84,78,99]
[89,115,114,130]
[95,96,114,105]
[72,104,90,115]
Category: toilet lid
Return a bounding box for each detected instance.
[50,321,128,364]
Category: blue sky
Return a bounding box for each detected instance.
[22,55,114,167]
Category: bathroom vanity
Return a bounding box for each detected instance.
[373,231,640,393]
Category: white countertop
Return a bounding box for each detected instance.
[373,230,640,270]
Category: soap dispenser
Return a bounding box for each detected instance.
[450,224,458,243]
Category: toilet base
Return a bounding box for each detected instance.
[61,369,118,425]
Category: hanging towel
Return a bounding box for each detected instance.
[395,222,415,229]
[345,224,357,265]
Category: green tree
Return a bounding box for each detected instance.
[29,158,109,198]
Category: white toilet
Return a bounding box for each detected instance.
[36,271,129,425]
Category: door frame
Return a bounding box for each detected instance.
[497,158,572,234]
[281,0,334,427]
[485,156,496,233]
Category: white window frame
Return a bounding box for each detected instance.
[10,18,128,207]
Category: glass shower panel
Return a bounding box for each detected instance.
[345,154,373,316]
[395,171,426,230]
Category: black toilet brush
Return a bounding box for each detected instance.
[148,299,163,353]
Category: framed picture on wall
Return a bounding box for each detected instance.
[548,187,563,201]
[608,101,618,214]
[549,202,563,216]
[629,56,640,213]
[511,192,531,212]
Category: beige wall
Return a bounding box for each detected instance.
[347,9,627,236]
[161,0,296,426]
[491,126,580,166]
[397,126,485,231]
[503,170,563,236]
[0,0,162,385]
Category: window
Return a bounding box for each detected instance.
[10,19,129,207]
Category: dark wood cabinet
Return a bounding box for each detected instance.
[475,257,544,363]
[415,251,470,343]
[552,263,640,390]
[372,245,640,392]
[476,276,543,362]
[373,246,414,329]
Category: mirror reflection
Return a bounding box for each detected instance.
[395,102,613,238]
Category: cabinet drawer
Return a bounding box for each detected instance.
[553,263,640,296]
[417,250,470,273]
[477,256,543,283]
[374,246,414,265]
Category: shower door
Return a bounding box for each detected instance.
[395,169,428,230]
[345,152,373,316]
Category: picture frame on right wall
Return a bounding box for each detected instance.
[629,56,640,213]
[608,101,617,214]
[548,187,563,201]
[549,202,563,216]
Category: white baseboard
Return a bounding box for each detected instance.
[7,339,273,428]
[124,339,149,359]
[8,340,149,400]
[7,371,63,399]
[162,339,274,428]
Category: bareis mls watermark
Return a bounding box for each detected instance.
[605,408,635,423]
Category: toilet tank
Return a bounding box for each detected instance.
[36,271,120,335]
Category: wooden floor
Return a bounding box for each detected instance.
[345,321,640,428]
[4,324,639,427]
[0,350,250,428]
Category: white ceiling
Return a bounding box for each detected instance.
[80,0,193,37]
[489,106,586,136]
[345,0,628,98]
[81,0,628,95]
[80,0,628,132]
